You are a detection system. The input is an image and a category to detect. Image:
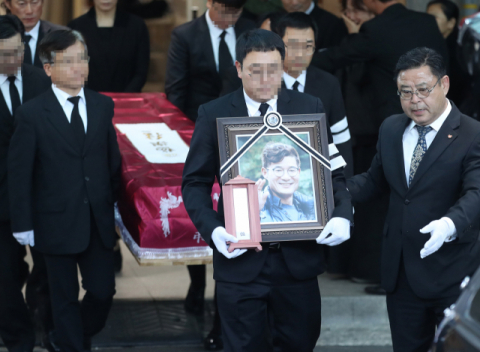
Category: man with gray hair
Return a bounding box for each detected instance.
[3,0,68,68]
[8,29,121,352]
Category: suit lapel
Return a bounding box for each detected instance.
[200,15,221,87]
[393,115,411,191]
[44,88,80,154]
[33,22,45,68]
[304,67,315,96]
[276,89,292,114]
[21,65,35,102]
[83,89,101,153]
[408,105,460,189]
[229,88,248,117]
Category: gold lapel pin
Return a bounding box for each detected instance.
[448,134,452,138]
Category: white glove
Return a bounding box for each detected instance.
[13,230,35,247]
[316,217,351,246]
[420,218,456,258]
[211,227,247,259]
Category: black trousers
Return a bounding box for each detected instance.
[387,261,458,352]
[44,218,115,352]
[0,221,35,352]
[217,249,321,352]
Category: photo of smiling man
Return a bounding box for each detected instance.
[257,142,316,223]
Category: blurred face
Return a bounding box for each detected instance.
[283,27,315,74]
[397,65,449,126]
[207,0,242,30]
[344,0,374,25]
[281,0,312,13]
[44,41,89,91]
[0,33,23,75]
[5,0,43,32]
[93,0,118,12]
[261,156,300,199]
[236,50,283,102]
[427,4,455,38]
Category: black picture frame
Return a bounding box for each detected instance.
[217,113,334,242]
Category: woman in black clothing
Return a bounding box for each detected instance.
[427,0,471,107]
[69,0,150,93]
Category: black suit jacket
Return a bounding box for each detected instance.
[182,88,353,283]
[309,4,347,50]
[165,14,255,121]
[68,8,150,92]
[0,64,50,222]
[347,103,480,299]
[303,66,353,177]
[8,88,122,255]
[27,20,69,69]
[314,4,448,130]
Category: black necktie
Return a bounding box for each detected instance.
[23,35,32,65]
[7,76,21,116]
[67,96,85,149]
[258,103,269,116]
[219,31,233,77]
[292,81,300,91]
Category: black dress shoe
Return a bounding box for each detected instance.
[204,331,223,351]
[365,285,387,295]
[184,285,205,316]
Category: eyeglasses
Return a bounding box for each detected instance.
[397,77,441,100]
[285,43,315,55]
[267,167,300,178]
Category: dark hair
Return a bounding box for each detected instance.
[394,47,446,81]
[212,0,247,10]
[256,10,287,32]
[262,143,300,168]
[275,12,317,43]
[0,15,24,41]
[341,0,368,11]
[38,29,88,64]
[236,29,285,65]
[427,0,459,22]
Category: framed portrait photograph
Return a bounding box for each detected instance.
[217,114,334,242]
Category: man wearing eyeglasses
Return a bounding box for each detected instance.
[3,0,68,69]
[258,143,314,223]
[347,47,480,352]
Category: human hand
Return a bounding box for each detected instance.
[316,217,351,246]
[13,230,34,246]
[420,218,455,258]
[211,227,247,259]
[342,14,361,34]
[256,178,269,210]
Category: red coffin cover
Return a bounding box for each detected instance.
[105,92,220,250]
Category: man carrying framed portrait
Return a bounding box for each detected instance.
[182,29,353,352]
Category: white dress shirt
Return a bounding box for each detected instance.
[243,89,277,117]
[402,100,456,236]
[51,84,88,132]
[0,70,23,115]
[25,21,40,64]
[205,10,236,72]
[305,1,315,15]
[283,71,307,93]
